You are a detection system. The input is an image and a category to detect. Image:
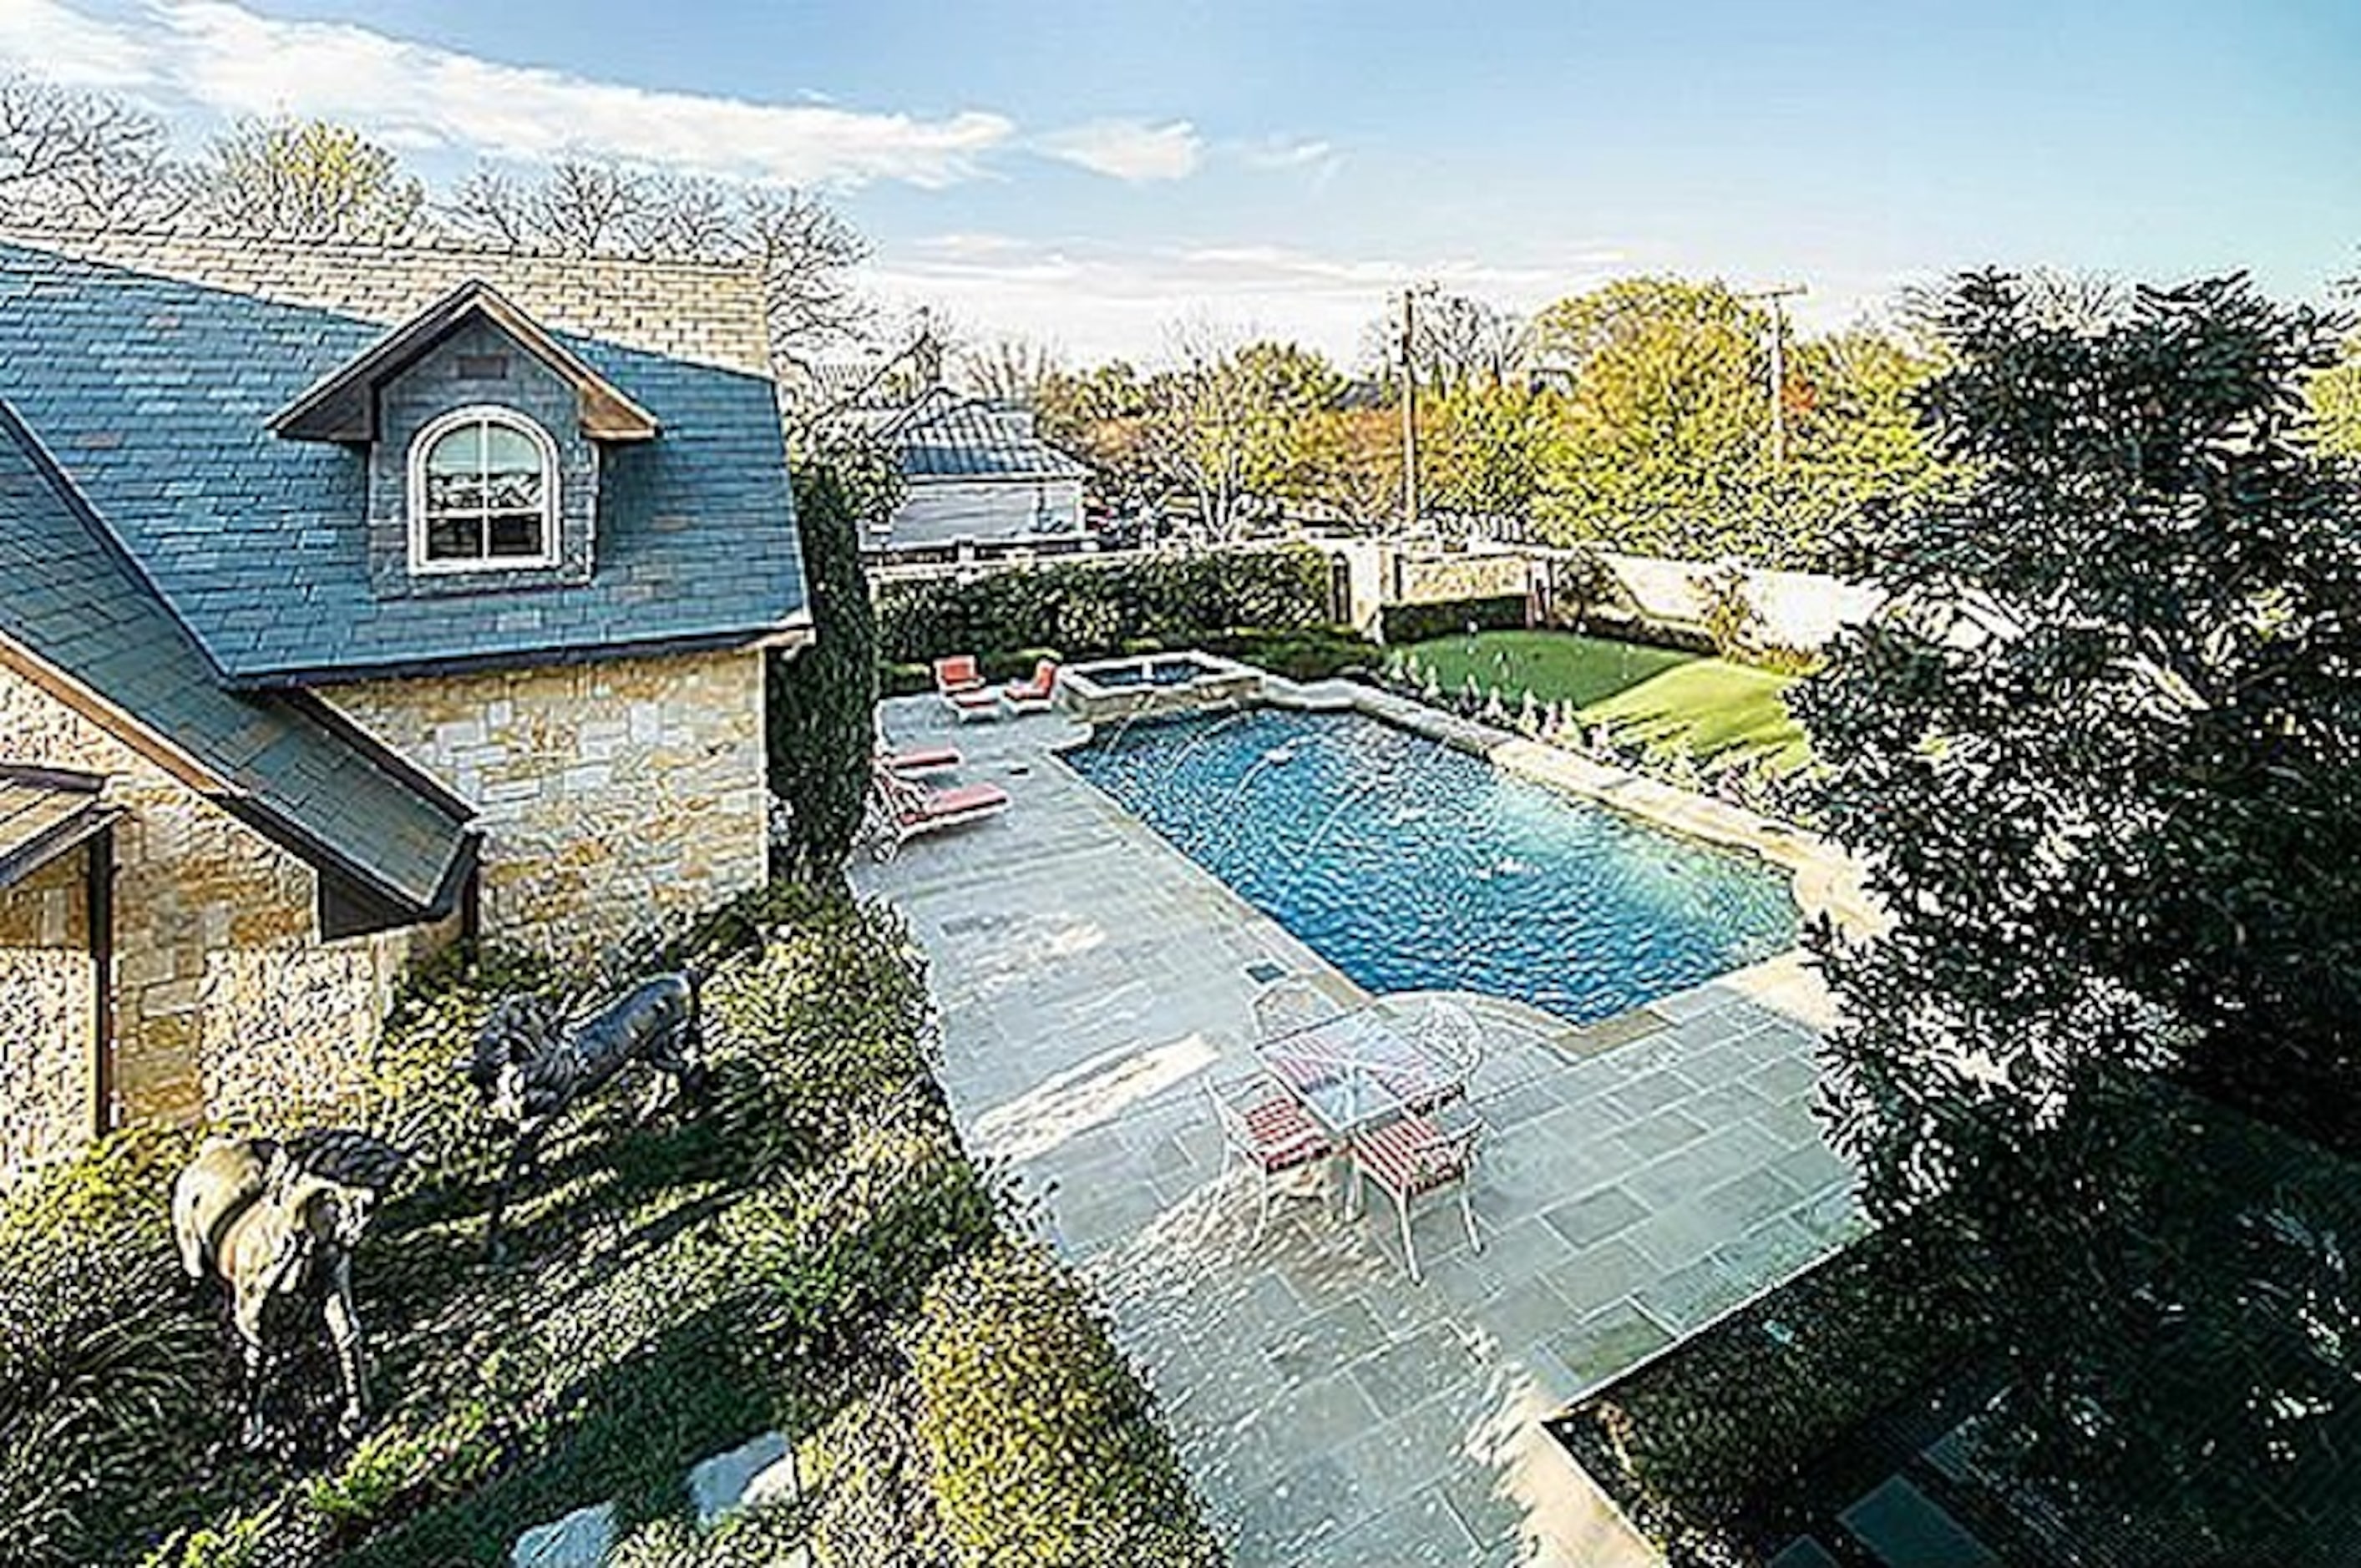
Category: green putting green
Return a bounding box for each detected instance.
[1401,629,1811,771]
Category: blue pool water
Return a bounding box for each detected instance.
[1063,707,1798,1024]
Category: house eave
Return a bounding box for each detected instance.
[268,279,661,445]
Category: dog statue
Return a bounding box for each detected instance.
[465,972,706,1256]
[171,1130,405,1449]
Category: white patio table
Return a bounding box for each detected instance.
[1251,1004,1462,1217]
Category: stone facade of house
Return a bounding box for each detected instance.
[0,665,437,1159]
[0,847,94,1171]
[327,649,769,960]
[0,230,804,1182]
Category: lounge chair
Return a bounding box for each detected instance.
[877,741,961,776]
[934,655,1003,722]
[1205,1070,1336,1242]
[1352,1104,1483,1285]
[1003,658,1059,714]
[866,769,1009,861]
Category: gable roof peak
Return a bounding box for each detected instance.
[270,277,661,445]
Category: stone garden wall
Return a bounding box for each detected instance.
[0,850,94,1171]
[327,648,769,963]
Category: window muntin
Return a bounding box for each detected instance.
[408,407,559,572]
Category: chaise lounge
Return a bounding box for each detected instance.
[934,655,1004,722]
[866,767,1010,861]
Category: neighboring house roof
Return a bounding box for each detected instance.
[272,280,661,443]
[0,232,807,685]
[860,387,1092,483]
[0,398,474,918]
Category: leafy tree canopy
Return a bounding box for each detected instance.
[1796,271,2361,1555]
[195,118,424,242]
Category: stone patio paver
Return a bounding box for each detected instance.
[855,695,1865,1566]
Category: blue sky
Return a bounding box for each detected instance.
[5,0,2356,362]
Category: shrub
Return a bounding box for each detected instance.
[1379,592,1527,645]
[909,1241,1221,1568]
[798,1378,954,1568]
[1203,626,1375,683]
[874,545,1330,666]
[0,1126,226,1568]
[726,1100,998,1358]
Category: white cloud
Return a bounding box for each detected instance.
[865,236,1630,364]
[1234,134,1340,179]
[1034,119,1202,183]
[0,0,1021,189]
[0,0,156,88]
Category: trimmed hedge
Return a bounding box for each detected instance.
[910,1241,1222,1568]
[1379,592,1528,645]
[874,546,1332,666]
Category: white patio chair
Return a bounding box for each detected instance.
[1405,997,1485,1113]
[1351,1102,1485,1285]
[1204,1070,1335,1243]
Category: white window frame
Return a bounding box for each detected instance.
[405,404,561,575]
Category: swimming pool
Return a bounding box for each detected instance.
[1062,707,1798,1024]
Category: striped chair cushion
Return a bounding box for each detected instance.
[1240,1096,1330,1172]
[1356,1115,1466,1198]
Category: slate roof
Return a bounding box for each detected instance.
[0,238,807,684]
[860,387,1092,483]
[0,398,474,914]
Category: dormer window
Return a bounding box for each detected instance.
[407,406,559,573]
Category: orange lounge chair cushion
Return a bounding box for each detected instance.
[933,655,984,694]
[904,781,1009,824]
[1005,659,1058,701]
[880,744,960,775]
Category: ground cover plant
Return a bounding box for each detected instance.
[1553,1227,1985,1567]
[1401,629,1811,771]
[0,884,1218,1566]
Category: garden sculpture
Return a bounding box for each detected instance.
[466,971,706,1256]
[171,1129,406,1449]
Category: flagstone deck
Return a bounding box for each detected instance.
[854,695,1862,1566]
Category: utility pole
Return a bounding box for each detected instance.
[1401,283,1427,533]
[1741,284,1806,468]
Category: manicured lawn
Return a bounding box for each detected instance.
[1404,630,1811,771]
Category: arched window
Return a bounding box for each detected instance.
[408,406,559,572]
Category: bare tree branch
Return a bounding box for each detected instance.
[437,159,872,374]
[0,72,185,228]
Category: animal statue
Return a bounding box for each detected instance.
[171,1129,406,1450]
[466,971,706,1255]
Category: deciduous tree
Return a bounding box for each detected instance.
[0,72,183,228]
[195,118,423,242]
[441,159,870,372]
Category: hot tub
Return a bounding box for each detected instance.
[1057,650,1264,723]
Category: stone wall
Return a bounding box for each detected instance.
[327,647,769,961]
[0,850,94,1171]
[0,664,428,1147]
